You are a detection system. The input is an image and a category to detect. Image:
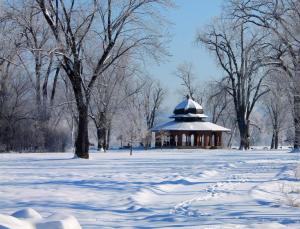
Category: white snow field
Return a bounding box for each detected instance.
[0,149,300,228]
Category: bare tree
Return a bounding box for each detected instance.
[229,0,300,150]
[35,0,171,158]
[204,81,230,124]
[263,70,292,149]
[120,91,146,155]
[202,81,237,148]
[89,58,140,151]
[11,1,59,119]
[141,78,165,148]
[198,19,270,150]
[0,1,78,153]
[175,62,203,103]
[0,71,31,151]
[0,12,33,151]
[3,0,63,151]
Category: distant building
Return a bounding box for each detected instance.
[151,95,230,149]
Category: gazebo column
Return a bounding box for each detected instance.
[219,132,222,147]
[170,132,175,147]
[196,133,201,147]
[195,133,198,147]
[156,132,161,147]
[216,132,220,147]
[185,134,188,146]
[178,134,182,147]
[174,133,178,147]
[212,132,216,147]
[214,132,217,147]
[186,134,190,146]
[204,132,212,148]
[204,133,208,148]
[186,134,188,146]
[200,133,203,147]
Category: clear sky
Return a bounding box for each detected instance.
[148,0,223,112]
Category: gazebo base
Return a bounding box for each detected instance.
[154,131,224,149]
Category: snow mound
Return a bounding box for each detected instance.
[12,208,42,220]
[197,222,290,228]
[35,214,81,229]
[0,209,81,229]
[200,170,219,178]
[251,181,300,208]
[0,214,33,229]
[289,148,300,153]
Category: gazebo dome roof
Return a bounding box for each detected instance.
[173,95,204,115]
[151,95,230,135]
[151,120,230,132]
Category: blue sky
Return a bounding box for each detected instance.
[149,0,223,111]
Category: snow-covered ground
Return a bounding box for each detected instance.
[0,149,300,228]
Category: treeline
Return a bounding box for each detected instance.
[168,0,297,151]
[0,0,170,157]
[1,0,299,156]
[189,0,296,150]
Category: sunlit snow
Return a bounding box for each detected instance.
[0,149,300,228]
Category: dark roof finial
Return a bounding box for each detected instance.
[186,94,190,100]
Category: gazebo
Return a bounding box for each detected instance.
[151,95,230,149]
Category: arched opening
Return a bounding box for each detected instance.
[212,134,215,147]
[182,134,186,146]
[186,134,191,146]
[200,134,203,147]
[191,134,194,147]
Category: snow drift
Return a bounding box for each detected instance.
[0,208,81,229]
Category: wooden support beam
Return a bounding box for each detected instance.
[178,134,182,147]
[219,132,222,147]
[204,133,208,147]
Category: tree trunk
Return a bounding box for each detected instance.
[293,53,300,151]
[97,127,106,151]
[130,134,133,156]
[75,105,89,159]
[270,131,275,149]
[274,131,279,149]
[144,132,151,150]
[106,124,111,150]
[294,94,300,150]
[227,124,236,148]
[35,56,42,119]
[238,119,250,150]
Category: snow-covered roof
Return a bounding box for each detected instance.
[174,98,203,112]
[172,96,206,120]
[151,95,230,132]
[151,121,231,132]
